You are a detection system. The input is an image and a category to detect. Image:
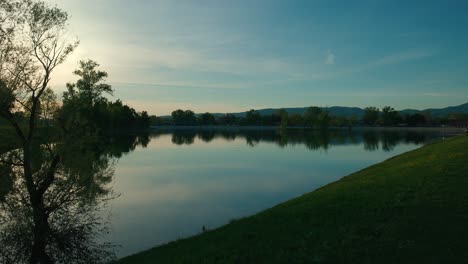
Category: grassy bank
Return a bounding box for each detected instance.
[117,135,468,264]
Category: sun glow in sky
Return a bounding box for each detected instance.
[45,0,468,115]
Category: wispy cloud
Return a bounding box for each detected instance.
[50,39,333,91]
[328,49,436,78]
[325,50,335,65]
[369,50,434,67]
[288,49,436,83]
[423,92,454,97]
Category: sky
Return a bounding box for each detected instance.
[44,0,468,115]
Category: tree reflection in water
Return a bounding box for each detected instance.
[0,133,150,263]
[0,128,435,263]
[156,129,432,152]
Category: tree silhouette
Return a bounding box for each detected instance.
[363,107,380,126]
[380,106,400,126]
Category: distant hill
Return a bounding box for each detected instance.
[162,102,468,118]
[400,102,468,118]
[225,103,468,118]
[221,106,365,118]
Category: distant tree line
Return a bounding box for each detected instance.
[147,106,468,128]
[362,106,468,127]
[158,107,332,129]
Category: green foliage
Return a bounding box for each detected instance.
[0,131,149,263]
[1,2,149,262]
[199,112,216,125]
[304,106,322,128]
[277,109,288,130]
[149,115,161,126]
[317,111,330,129]
[302,107,331,129]
[260,114,276,126]
[404,113,426,126]
[288,113,304,127]
[0,80,14,113]
[63,60,113,104]
[0,163,13,202]
[117,136,468,264]
[380,106,401,126]
[329,115,357,127]
[217,114,237,126]
[59,60,149,132]
[363,106,380,125]
[244,109,262,125]
[158,104,464,129]
[171,109,197,125]
[445,112,468,126]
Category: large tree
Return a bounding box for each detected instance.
[0,1,98,263]
[363,106,380,126]
[59,60,113,133]
[245,109,261,125]
[380,106,400,126]
[277,108,288,130]
[59,60,150,132]
[171,109,197,125]
[199,112,216,125]
[304,106,322,128]
[317,110,331,130]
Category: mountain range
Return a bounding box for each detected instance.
[208,102,468,118]
[161,102,468,118]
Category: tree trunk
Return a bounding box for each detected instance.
[29,199,53,264]
[23,143,54,264]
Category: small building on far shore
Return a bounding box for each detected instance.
[448,120,468,128]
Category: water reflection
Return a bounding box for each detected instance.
[107,128,444,257]
[155,129,434,151]
[0,133,149,263]
[1,128,444,261]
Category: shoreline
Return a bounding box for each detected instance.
[116,135,468,263]
[150,125,465,133]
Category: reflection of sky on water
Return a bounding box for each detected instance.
[107,133,423,257]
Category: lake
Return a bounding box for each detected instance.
[102,128,450,257]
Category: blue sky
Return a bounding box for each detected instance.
[46,0,468,115]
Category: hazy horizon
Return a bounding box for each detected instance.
[44,0,468,115]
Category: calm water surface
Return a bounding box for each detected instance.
[105,129,444,257]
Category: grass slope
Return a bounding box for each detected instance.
[120,136,468,263]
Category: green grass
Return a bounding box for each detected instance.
[116,136,468,264]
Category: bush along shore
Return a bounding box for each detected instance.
[116,135,468,264]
